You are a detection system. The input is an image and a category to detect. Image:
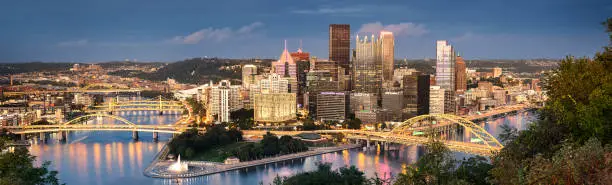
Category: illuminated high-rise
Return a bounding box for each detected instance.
[329,24,350,75]
[436,40,455,91]
[242,64,257,89]
[272,41,298,93]
[380,31,394,82]
[353,35,382,94]
[436,40,456,114]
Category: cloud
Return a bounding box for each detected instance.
[171,22,264,44]
[358,22,428,37]
[57,39,88,47]
[291,7,364,15]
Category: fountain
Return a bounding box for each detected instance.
[167,155,188,173]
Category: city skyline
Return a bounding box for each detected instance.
[1,0,611,62]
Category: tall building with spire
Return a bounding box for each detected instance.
[353,35,382,94]
[272,40,298,93]
[380,31,395,82]
[329,24,350,75]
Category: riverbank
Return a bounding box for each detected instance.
[143,144,361,178]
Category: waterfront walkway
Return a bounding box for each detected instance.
[144,144,361,178]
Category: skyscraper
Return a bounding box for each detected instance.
[305,70,338,116]
[436,40,456,114]
[272,41,298,93]
[417,74,431,115]
[353,35,382,94]
[210,80,242,122]
[329,24,350,75]
[242,64,257,89]
[436,40,455,91]
[455,55,467,92]
[380,31,395,82]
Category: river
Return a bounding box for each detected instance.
[28,110,536,185]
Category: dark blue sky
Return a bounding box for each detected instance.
[1,0,610,62]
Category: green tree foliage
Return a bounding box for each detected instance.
[229,132,308,161]
[229,108,254,130]
[0,62,74,75]
[167,125,243,159]
[281,163,367,185]
[489,18,612,184]
[109,58,273,84]
[269,163,392,185]
[186,97,206,118]
[344,118,363,129]
[395,140,457,185]
[525,138,611,185]
[0,133,63,185]
[394,140,493,185]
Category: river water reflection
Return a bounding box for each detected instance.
[28,111,535,185]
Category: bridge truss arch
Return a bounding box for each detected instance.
[391,114,503,150]
[63,113,136,126]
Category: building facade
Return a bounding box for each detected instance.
[436,40,456,91]
[349,92,378,113]
[417,74,431,115]
[210,80,242,122]
[492,67,502,77]
[305,71,339,116]
[429,86,445,114]
[311,57,338,81]
[329,24,351,75]
[380,31,395,82]
[316,92,347,121]
[253,93,297,123]
[455,56,467,92]
[242,64,257,89]
[353,35,382,94]
[382,91,403,121]
[271,42,298,93]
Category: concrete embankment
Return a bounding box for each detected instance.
[144,144,360,178]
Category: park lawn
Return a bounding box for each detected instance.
[190,142,256,162]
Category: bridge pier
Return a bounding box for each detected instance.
[132,131,139,141]
[40,132,47,142]
[152,132,158,142]
[158,111,163,115]
[57,131,66,142]
[20,133,26,141]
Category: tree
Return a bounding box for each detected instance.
[262,132,280,156]
[489,18,612,184]
[525,138,611,185]
[455,156,493,185]
[302,119,317,131]
[345,118,362,129]
[230,109,255,130]
[0,136,63,185]
[395,140,457,185]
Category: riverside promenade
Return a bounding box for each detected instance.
[144,144,361,178]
